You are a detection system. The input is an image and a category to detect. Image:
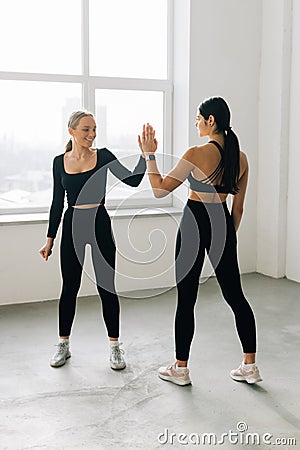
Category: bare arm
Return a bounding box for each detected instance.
[145,155,193,198]
[231,152,249,231]
[138,124,193,198]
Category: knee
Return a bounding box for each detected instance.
[61,281,81,298]
[175,299,196,318]
[97,285,118,302]
[223,292,253,314]
[96,275,116,294]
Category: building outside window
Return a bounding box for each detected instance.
[0,0,172,213]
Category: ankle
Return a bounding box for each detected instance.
[176,360,188,368]
[242,362,256,369]
[243,353,256,365]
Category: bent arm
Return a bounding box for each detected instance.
[107,150,146,187]
[139,124,193,198]
[146,152,194,198]
[231,153,249,231]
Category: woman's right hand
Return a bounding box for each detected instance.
[138,123,158,154]
[39,239,54,261]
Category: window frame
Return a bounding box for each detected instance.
[0,0,173,215]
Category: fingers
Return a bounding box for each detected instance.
[44,249,52,261]
[140,124,157,154]
[39,247,51,261]
[146,123,154,136]
[137,135,143,151]
[142,123,155,141]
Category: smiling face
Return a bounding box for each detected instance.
[69,115,97,149]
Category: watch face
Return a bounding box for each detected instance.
[149,154,155,160]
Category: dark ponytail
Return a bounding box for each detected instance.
[199,97,240,194]
[223,127,240,194]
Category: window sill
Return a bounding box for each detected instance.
[0,206,183,226]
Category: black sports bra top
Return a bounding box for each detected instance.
[187,141,228,194]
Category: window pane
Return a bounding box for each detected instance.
[0,81,81,210]
[90,0,168,79]
[95,89,164,204]
[0,0,81,74]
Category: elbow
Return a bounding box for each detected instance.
[232,205,243,218]
[240,207,244,216]
[153,189,168,198]
[124,175,143,187]
[237,206,244,216]
[133,178,144,187]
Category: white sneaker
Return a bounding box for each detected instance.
[50,341,71,367]
[158,364,192,386]
[110,342,126,370]
[230,364,262,384]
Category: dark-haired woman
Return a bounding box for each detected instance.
[39,111,146,369]
[139,97,262,386]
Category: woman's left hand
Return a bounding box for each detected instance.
[138,123,158,154]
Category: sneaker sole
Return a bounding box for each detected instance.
[158,373,192,386]
[230,374,262,384]
[50,353,71,368]
[110,363,126,370]
[246,377,263,384]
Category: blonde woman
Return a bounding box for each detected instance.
[40,111,146,369]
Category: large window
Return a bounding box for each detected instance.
[0,0,172,213]
[89,0,168,79]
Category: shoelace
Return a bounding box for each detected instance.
[111,345,124,363]
[54,343,68,355]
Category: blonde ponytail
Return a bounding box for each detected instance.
[65,138,72,152]
[65,110,94,153]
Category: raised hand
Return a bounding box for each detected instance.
[138,123,158,154]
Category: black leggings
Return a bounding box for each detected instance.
[175,199,256,361]
[59,206,119,338]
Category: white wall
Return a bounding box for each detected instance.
[0,220,90,305]
[0,212,181,305]
[174,0,262,273]
[257,0,292,278]
[286,0,300,282]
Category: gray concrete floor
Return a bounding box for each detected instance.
[1,273,300,450]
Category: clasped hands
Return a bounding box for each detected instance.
[138,123,158,156]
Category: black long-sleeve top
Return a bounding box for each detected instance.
[47,148,146,238]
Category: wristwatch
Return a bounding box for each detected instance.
[145,154,156,161]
